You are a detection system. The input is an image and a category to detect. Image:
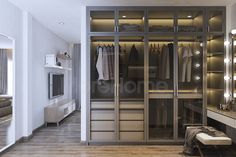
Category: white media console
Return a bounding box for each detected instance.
[44,99,76,126]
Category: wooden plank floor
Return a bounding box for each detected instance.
[2,111,236,157]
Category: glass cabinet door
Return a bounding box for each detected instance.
[178,99,203,139]
[177,35,203,95]
[118,10,145,32]
[119,36,144,100]
[90,36,115,100]
[177,10,203,32]
[90,11,115,32]
[148,36,174,95]
[208,10,224,33]
[149,99,174,140]
[148,10,174,32]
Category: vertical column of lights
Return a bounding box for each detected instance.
[223,38,231,100]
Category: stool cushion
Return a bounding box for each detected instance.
[196,133,232,145]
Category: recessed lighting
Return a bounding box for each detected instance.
[224,58,231,64]
[224,93,230,98]
[58,22,65,25]
[224,75,231,81]
[195,76,201,81]
[187,15,192,18]
[195,63,200,68]
[122,15,126,18]
[224,41,230,46]
[195,50,200,55]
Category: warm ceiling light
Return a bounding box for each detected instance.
[58,22,65,25]
[122,15,126,18]
[187,15,192,18]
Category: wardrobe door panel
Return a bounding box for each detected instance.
[177,10,203,33]
[118,36,144,100]
[178,99,203,139]
[90,11,115,32]
[148,35,174,94]
[148,10,174,33]
[118,10,145,32]
[149,99,174,140]
[90,36,115,101]
[177,35,203,94]
[208,10,224,33]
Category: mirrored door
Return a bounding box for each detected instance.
[0,35,14,151]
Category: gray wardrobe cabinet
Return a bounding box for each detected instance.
[87,6,226,144]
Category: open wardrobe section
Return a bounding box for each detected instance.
[86,7,226,144]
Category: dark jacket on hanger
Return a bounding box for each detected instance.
[128,44,139,66]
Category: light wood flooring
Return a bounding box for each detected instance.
[2,111,236,157]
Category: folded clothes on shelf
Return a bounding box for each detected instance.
[178,25,197,32]
[149,25,174,32]
[120,24,141,32]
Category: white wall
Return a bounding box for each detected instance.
[0,0,71,148]
[31,18,70,130]
[0,0,23,142]
[80,6,87,142]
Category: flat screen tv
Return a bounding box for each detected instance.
[48,73,64,99]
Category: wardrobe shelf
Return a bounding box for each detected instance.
[207,71,224,73]
[207,88,224,91]
[44,65,72,71]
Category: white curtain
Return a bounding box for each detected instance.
[0,49,8,94]
[72,44,81,110]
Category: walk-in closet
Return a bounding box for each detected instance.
[87,7,226,143]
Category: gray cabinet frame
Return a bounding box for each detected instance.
[86,6,226,144]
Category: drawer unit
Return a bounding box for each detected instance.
[91,102,115,109]
[120,132,144,141]
[119,101,144,109]
[91,121,115,131]
[120,121,144,131]
[120,110,144,121]
[91,110,114,120]
[91,132,115,141]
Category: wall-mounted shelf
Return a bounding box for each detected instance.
[44,65,72,71]
[57,53,72,60]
